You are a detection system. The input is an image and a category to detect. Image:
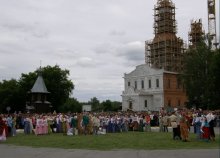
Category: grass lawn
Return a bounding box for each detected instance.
[2,132,220,150]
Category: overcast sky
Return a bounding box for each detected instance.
[0,0,219,102]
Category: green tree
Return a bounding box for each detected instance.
[181,37,219,109]
[101,100,112,112]
[111,101,122,111]
[101,100,122,112]
[59,98,82,113]
[88,97,101,111]
[209,49,220,109]
[0,79,23,112]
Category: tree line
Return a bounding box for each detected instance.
[0,65,121,113]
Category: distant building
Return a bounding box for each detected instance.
[121,64,187,111]
[26,69,51,113]
[82,105,92,112]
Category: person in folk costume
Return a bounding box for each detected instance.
[79,114,85,135]
[194,113,202,140]
[169,112,181,140]
[206,112,215,141]
[179,116,189,142]
[47,115,53,134]
[88,114,93,134]
[0,116,7,141]
[109,115,115,133]
[6,115,13,137]
[145,113,151,132]
[51,115,57,133]
[29,116,34,134]
[42,116,48,135]
[31,116,36,130]
[91,114,100,135]
[61,115,67,134]
[192,113,197,134]
[162,113,170,132]
[71,115,78,135]
[201,116,210,142]
[132,114,139,131]
[159,114,163,132]
[115,115,121,132]
[82,112,89,135]
[176,111,182,140]
[12,115,17,136]
[36,115,44,135]
[55,115,60,133]
[24,115,31,135]
[66,115,71,132]
[106,116,110,133]
[122,115,129,132]
[138,115,144,132]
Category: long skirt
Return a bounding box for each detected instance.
[180,124,189,141]
[35,125,43,135]
[0,129,6,141]
[202,127,210,140]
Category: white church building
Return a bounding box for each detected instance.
[121,64,187,111]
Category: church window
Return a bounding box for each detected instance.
[148,79,151,88]
[145,100,148,107]
[135,81,137,89]
[156,79,159,88]
[141,80,144,89]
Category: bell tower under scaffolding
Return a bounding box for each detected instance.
[188,19,205,49]
[145,0,186,72]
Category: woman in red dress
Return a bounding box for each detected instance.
[201,117,210,142]
[0,116,7,141]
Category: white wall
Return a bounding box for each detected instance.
[122,64,164,111]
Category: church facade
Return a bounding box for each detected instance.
[121,64,187,111]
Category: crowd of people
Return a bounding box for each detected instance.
[0,108,219,142]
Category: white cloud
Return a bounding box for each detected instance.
[75,57,96,67]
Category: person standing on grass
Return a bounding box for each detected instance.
[162,113,169,132]
[72,115,78,135]
[159,114,163,132]
[82,112,89,135]
[92,114,100,135]
[24,115,31,135]
[206,112,215,141]
[12,115,17,136]
[179,117,189,142]
[194,113,202,140]
[201,117,210,142]
[6,115,13,136]
[0,116,7,141]
[145,113,151,132]
[170,112,180,140]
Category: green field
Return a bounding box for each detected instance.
[2,132,220,150]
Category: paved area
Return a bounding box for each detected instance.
[0,144,219,158]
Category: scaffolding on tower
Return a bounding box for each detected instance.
[188,19,205,49]
[145,0,186,72]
